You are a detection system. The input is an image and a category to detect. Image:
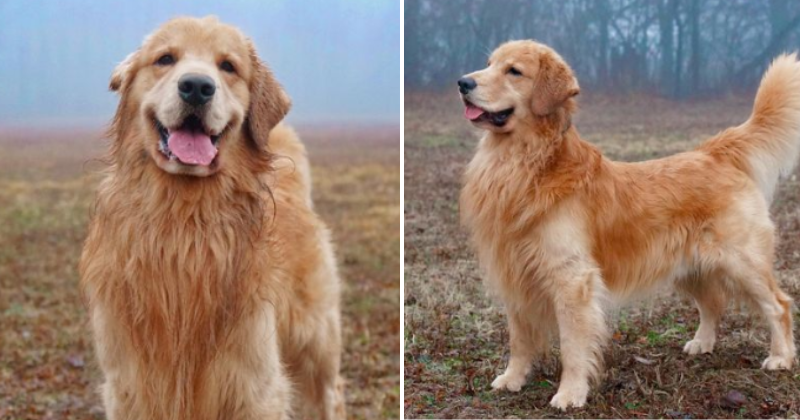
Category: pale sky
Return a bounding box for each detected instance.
[0,0,400,126]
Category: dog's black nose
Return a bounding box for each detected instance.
[178,74,216,106]
[457,77,477,94]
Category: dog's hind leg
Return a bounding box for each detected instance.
[491,302,553,392]
[714,200,797,369]
[729,262,796,370]
[679,273,729,355]
[549,267,608,410]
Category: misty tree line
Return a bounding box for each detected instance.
[405,0,800,98]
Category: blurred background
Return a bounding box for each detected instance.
[0,1,400,419]
[0,0,399,125]
[406,0,800,97]
[404,1,800,418]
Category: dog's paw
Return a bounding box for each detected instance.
[549,386,588,410]
[490,372,526,392]
[683,339,714,355]
[762,355,794,370]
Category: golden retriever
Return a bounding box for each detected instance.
[80,16,345,420]
[459,40,798,409]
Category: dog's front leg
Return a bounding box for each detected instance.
[549,268,608,410]
[492,304,552,392]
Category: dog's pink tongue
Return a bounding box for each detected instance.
[167,129,217,166]
[464,104,485,120]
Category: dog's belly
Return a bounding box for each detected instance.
[592,208,705,295]
[601,249,699,301]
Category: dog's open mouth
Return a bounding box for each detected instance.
[156,115,221,166]
[463,100,514,127]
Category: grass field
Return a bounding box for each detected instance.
[0,124,400,419]
[404,92,800,419]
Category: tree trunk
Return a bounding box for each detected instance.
[658,0,676,96]
[771,0,791,48]
[674,0,684,98]
[404,0,421,88]
[689,0,701,96]
[595,0,611,88]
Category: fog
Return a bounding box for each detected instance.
[407,0,800,99]
[0,0,400,126]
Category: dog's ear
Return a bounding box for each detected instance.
[531,52,580,116]
[247,50,292,149]
[109,51,140,93]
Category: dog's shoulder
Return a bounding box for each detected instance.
[268,124,313,209]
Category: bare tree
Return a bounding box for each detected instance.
[405,0,800,98]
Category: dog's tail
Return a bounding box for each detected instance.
[699,53,800,202]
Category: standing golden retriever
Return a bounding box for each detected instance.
[459,40,798,409]
[80,16,345,420]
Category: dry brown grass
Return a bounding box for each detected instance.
[0,124,400,419]
[404,92,800,419]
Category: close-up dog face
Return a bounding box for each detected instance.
[458,40,579,133]
[111,16,290,177]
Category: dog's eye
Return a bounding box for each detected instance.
[155,54,175,66]
[220,60,236,73]
[508,67,522,76]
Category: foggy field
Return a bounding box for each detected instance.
[0,125,400,419]
[404,92,800,419]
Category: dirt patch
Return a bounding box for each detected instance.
[404,92,800,419]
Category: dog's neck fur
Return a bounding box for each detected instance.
[482,107,589,175]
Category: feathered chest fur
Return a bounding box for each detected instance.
[459,131,601,287]
[462,132,598,235]
[80,168,272,371]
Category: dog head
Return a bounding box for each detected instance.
[458,40,579,134]
[110,16,290,177]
